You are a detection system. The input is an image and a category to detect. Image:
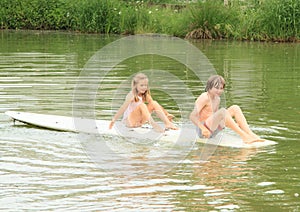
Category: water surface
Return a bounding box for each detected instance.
[0,30,299,211]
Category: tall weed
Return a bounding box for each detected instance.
[254,0,300,41]
[186,1,240,39]
[0,0,299,41]
[76,0,121,33]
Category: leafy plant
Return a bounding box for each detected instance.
[186,1,240,39]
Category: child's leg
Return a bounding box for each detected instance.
[127,103,150,127]
[147,101,174,121]
[147,101,177,130]
[223,111,255,143]
[127,103,164,132]
[205,108,226,131]
[227,105,263,141]
[206,108,261,143]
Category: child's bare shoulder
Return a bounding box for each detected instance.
[125,91,134,100]
[196,92,209,104]
[198,92,209,101]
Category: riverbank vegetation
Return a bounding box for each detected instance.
[0,0,299,42]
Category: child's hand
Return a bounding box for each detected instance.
[201,128,211,138]
[153,125,165,133]
[109,120,115,129]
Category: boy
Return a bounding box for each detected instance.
[190,75,263,143]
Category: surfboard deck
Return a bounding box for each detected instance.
[5,111,277,148]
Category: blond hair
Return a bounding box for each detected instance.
[131,73,150,102]
[205,75,225,92]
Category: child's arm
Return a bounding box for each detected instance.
[190,107,211,138]
[190,93,211,138]
[145,93,153,103]
[109,92,133,129]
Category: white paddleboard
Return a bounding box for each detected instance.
[5,111,277,148]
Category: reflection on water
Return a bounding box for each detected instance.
[0,126,270,211]
[0,52,77,115]
[0,31,299,211]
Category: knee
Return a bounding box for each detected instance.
[139,104,151,118]
[217,108,227,119]
[139,103,148,111]
[150,100,159,107]
[148,100,161,111]
[229,105,241,113]
[147,100,156,109]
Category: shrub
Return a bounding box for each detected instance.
[0,0,299,41]
[255,0,300,41]
[186,1,240,39]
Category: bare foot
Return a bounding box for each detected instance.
[243,136,265,144]
[165,124,178,130]
[242,132,266,143]
[153,125,165,133]
[150,121,165,133]
[249,132,265,142]
[250,134,265,143]
[167,114,175,122]
[254,138,265,142]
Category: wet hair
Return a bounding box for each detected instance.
[205,75,225,92]
[131,73,150,102]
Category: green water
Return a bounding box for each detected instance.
[0,30,299,211]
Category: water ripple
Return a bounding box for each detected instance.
[1,33,299,211]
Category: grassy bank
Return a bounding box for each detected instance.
[0,0,299,42]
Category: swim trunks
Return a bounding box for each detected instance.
[196,122,223,138]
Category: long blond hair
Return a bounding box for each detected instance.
[131,73,150,102]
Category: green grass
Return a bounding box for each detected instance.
[0,0,299,42]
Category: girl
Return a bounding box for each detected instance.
[190,75,264,144]
[109,73,177,132]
